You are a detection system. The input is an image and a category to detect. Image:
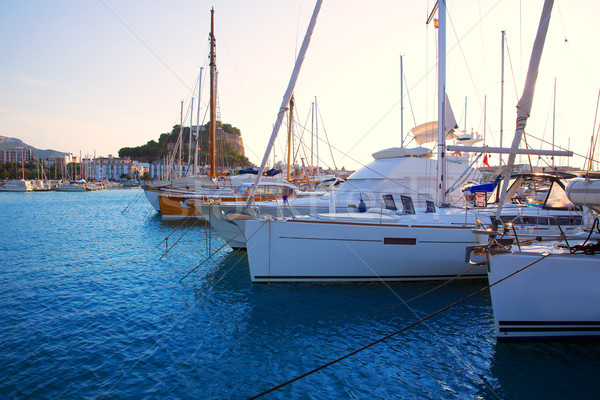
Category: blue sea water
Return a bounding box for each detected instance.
[0,189,599,399]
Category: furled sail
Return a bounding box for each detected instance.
[411,94,458,145]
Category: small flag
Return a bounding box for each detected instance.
[483,154,490,167]
[434,19,439,29]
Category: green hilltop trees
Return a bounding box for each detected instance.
[118,122,252,170]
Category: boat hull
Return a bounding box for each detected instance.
[158,195,205,219]
[488,251,600,340]
[242,214,488,282]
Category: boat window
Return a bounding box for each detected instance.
[382,194,397,211]
[400,195,415,214]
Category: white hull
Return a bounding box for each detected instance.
[143,188,161,212]
[198,198,339,249]
[56,184,87,192]
[0,180,33,192]
[488,248,600,340]
[241,210,489,282]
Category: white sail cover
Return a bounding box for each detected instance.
[372,147,432,159]
[411,94,458,145]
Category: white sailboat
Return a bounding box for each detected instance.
[486,179,600,340]
[198,145,481,249]
[238,0,588,283]
[0,179,34,192]
[474,0,600,340]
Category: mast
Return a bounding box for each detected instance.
[315,96,319,176]
[500,30,505,166]
[287,96,294,181]
[552,77,556,169]
[435,0,447,206]
[310,102,314,173]
[178,100,183,178]
[464,96,467,131]
[400,55,404,147]
[484,95,487,144]
[195,67,203,176]
[209,7,217,177]
[188,97,194,175]
[495,0,554,219]
[246,0,323,207]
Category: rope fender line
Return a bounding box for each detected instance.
[246,252,551,400]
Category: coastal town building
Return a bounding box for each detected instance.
[0,147,34,163]
[81,155,147,181]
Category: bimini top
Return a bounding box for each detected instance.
[372,147,433,160]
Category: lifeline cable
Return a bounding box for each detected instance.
[246,252,551,400]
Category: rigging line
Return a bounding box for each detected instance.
[404,73,418,128]
[504,39,521,104]
[366,262,484,317]
[519,131,593,164]
[344,100,399,157]
[97,234,244,400]
[159,216,204,260]
[121,188,144,214]
[555,0,568,43]
[155,213,196,248]
[316,105,338,172]
[341,239,497,399]
[446,0,506,114]
[247,252,551,400]
[180,217,269,283]
[292,104,312,164]
[345,0,506,156]
[98,0,191,91]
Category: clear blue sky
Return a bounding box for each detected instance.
[1,0,599,171]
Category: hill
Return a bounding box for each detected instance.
[118,122,252,168]
[0,135,68,159]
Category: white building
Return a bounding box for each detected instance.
[82,155,147,181]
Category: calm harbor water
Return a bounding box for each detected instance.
[0,189,599,399]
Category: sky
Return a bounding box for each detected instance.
[1,0,599,171]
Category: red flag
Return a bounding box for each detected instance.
[483,154,490,167]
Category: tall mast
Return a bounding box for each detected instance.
[400,55,404,147]
[552,77,556,169]
[287,96,294,181]
[209,7,217,177]
[178,100,183,178]
[194,67,203,176]
[434,0,447,206]
[315,96,319,176]
[500,30,506,166]
[188,97,194,175]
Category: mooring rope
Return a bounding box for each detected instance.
[155,214,197,248]
[121,188,145,214]
[246,252,551,400]
[159,217,204,260]
[366,262,484,317]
